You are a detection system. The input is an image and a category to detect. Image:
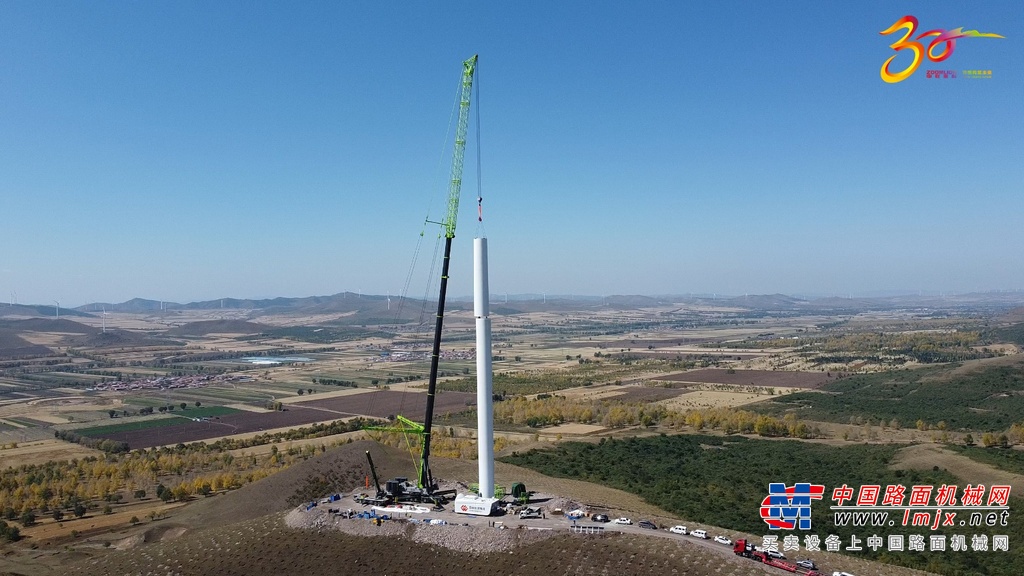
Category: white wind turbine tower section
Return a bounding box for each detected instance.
[474,237,494,499]
[54,300,60,320]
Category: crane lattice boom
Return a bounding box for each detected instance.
[441,55,478,239]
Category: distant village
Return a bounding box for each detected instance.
[87,373,248,393]
[357,342,475,363]
[374,350,476,363]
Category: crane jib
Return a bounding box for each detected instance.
[441,55,477,240]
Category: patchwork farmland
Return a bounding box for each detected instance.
[84,390,477,449]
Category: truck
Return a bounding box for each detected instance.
[518,506,543,519]
[733,539,822,576]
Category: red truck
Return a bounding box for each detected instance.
[733,539,822,576]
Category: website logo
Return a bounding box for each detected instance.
[880,15,1004,83]
[760,483,825,530]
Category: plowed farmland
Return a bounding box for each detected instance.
[658,369,831,388]
[295,389,476,418]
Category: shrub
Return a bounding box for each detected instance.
[0,520,21,542]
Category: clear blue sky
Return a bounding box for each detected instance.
[2,1,1021,307]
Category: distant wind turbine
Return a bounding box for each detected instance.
[387,291,391,311]
[54,300,60,320]
[102,306,109,333]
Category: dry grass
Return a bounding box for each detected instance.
[0,438,102,467]
[15,413,68,424]
[658,389,787,410]
[22,501,187,544]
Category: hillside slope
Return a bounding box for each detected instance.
[0,440,940,576]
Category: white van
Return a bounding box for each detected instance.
[690,529,708,539]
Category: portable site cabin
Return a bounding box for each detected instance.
[453,493,500,516]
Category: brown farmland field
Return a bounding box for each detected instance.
[295,389,477,419]
[657,368,831,388]
[609,386,692,403]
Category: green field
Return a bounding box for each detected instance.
[437,360,664,395]
[4,417,41,427]
[77,406,240,437]
[991,323,1024,346]
[756,364,1024,431]
[503,434,1024,576]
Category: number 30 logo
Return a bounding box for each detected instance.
[880,15,1004,83]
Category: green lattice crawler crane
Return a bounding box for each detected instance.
[405,54,477,505]
[361,55,477,508]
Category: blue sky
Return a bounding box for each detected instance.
[2,1,1021,307]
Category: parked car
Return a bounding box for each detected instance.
[713,535,732,545]
[638,520,657,530]
[592,514,610,523]
[796,559,818,570]
[690,529,708,539]
[766,549,786,559]
[669,525,687,535]
[612,517,632,525]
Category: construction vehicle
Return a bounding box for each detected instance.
[733,539,822,576]
[355,450,455,506]
[518,506,542,519]
[363,55,478,509]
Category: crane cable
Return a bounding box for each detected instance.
[474,61,485,236]
[384,68,465,432]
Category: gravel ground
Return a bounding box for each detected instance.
[283,487,941,576]
[283,484,573,554]
[285,506,559,554]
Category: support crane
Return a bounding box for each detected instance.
[366,451,383,497]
